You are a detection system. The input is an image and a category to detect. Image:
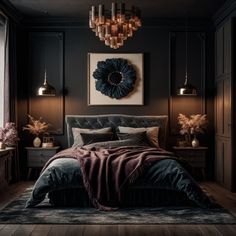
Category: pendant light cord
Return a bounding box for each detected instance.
[185,19,188,85]
[44,39,47,84]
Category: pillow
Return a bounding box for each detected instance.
[84,138,148,150]
[80,132,114,145]
[118,126,160,148]
[117,131,151,147]
[72,127,112,147]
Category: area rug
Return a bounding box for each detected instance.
[0,187,236,224]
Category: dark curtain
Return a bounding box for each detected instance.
[8,19,17,123]
[0,10,18,124]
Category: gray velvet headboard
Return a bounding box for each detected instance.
[65,114,168,149]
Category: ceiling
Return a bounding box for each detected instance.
[7,0,227,19]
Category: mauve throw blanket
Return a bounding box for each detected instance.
[42,146,176,210]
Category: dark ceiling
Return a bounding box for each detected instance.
[7,0,227,18]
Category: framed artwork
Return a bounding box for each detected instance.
[88,53,144,105]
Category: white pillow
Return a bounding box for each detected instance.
[72,127,112,147]
[118,126,160,148]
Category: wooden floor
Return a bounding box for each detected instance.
[0,182,236,236]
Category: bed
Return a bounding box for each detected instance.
[26,114,211,209]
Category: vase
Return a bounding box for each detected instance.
[191,135,199,148]
[0,141,6,149]
[184,133,191,146]
[33,136,41,147]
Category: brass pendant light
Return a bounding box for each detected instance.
[37,69,56,96]
[177,25,197,96]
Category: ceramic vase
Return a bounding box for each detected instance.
[191,135,199,148]
[33,136,41,147]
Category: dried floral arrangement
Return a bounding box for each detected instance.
[23,115,49,136]
[0,122,19,146]
[177,113,208,136]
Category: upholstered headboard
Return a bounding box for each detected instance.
[65,114,168,149]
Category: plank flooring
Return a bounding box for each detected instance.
[0,181,236,236]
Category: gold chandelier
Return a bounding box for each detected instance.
[89,2,141,49]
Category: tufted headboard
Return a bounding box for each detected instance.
[65,114,168,149]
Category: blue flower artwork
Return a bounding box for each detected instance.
[92,58,137,99]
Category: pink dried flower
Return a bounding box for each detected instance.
[23,115,50,136]
[177,113,208,135]
[0,122,19,146]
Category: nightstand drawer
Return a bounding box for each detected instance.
[179,157,205,168]
[27,156,49,167]
[26,147,60,168]
[172,146,208,180]
[28,149,56,159]
[26,146,60,179]
[176,150,206,158]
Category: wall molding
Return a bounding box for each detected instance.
[213,0,236,27]
[0,0,23,23]
[21,17,211,30]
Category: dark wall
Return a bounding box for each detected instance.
[17,20,214,158]
[64,27,170,115]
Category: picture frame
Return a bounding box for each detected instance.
[88,53,144,105]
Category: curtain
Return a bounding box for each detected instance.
[4,16,9,124]
[0,11,9,125]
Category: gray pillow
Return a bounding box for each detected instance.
[72,127,112,147]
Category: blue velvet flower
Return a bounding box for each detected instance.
[93,58,137,99]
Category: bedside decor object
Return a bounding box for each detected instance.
[33,137,41,148]
[177,113,208,147]
[23,115,50,147]
[0,122,19,148]
[191,135,199,148]
[88,53,143,105]
[93,58,136,99]
[42,136,54,148]
[89,2,141,49]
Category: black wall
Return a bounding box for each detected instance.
[15,19,215,178]
[17,20,214,148]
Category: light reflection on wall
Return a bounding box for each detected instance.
[169,95,205,134]
[29,96,63,134]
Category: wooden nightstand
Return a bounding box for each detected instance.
[0,147,15,190]
[172,146,208,180]
[26,146,60,179]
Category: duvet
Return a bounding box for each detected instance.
[26,146,211,210]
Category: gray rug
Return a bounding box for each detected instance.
[0,187,236,224]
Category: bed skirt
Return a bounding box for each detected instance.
[48,187,191,207]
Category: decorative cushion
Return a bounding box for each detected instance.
[84,138,149,150]
[72,127,112,147]
[118,126,160,148]
[80,132,114,145]
[117,132,150,146]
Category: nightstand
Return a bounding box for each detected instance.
[172,146,208,180]
[26,146,60,179]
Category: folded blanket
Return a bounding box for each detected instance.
[41,146,183,210]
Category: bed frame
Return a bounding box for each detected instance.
[65,114,168,148]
